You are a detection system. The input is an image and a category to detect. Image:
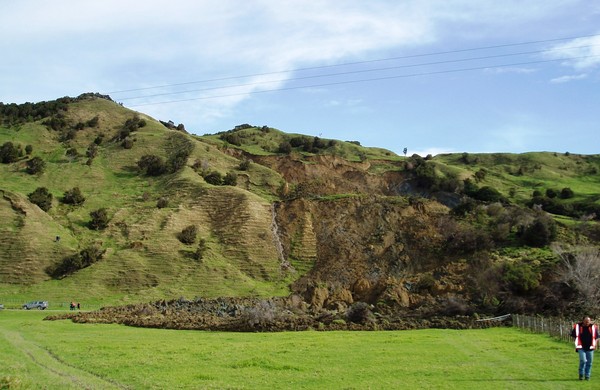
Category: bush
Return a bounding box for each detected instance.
[0,142,22,163]
[519,215,556,247]
[278,141,292,154]
[137,154,166,176]
[47,245,106,279]
[86,143,99,158]
[560,187,575,199]
[503,261,541,293]
[89,208,109,230]
[25,156,45,174]
[28,187,53,212]
[156,197,169,208]
[203,171,223,185]
[545,188,558,198]
[220,133,242,146]
[121,138,134,149]
[61,187,85,205]
[223,172,238,186]
[473,186,504,202]
[178,225,197,244]
[25,144,33,155]
[238,158,252,171]
[193,239,207,261]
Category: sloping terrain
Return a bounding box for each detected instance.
[1,94,599,321]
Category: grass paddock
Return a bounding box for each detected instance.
[0,310,591,389]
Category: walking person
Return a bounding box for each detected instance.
[571,316,599,381]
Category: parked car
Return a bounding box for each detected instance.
[22,301,48,310]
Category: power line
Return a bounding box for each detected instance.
[117,44,599,101]
[109,33,600,95]
[127,54,600,108]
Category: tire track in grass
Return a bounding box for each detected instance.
[0,327,129,389]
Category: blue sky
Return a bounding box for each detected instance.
[1,1,599,156]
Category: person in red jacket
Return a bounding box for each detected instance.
[571,316,599,381]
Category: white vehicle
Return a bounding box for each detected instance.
[22,301,48,310]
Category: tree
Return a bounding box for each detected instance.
[519,214,556,247]
[25,156,46,174]
[137,154,166,176]
[554,245,600,316]
[28,187,53,212]
[89,208,109,230]
[61,187,85,205]
[0,142,22,163]
[560,187,575,199]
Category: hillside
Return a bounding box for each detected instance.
[1,94,599,320]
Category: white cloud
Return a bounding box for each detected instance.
[545,35,600,70]
[550,74,588,83]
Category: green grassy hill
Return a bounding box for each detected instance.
[1,94,599,313]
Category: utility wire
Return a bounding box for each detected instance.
[117,44,599,101]
[109,33,600,95]
[127,54,600,107]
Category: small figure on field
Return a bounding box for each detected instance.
[77,302,80,310]
[69,301,75,311]
[571,316,599,381]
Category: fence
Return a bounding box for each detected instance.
[512,314,575,344]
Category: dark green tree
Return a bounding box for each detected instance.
[0,142,22,163]
[28,187,53,212]
[25,156,46,174]
[61,187,85,205]
[89,208,109,230]
[137,155,166,176]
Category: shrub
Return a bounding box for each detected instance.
[221,133,242,146]
[519,215,556,247]
[137,154,166,176]
[473,186,503,202]
[61,187,85,205]
[86,143,99,158]
[560,187,575,199]
[156,197,169,208]
[502,261,541,293]
[89,208,109,230]
[178,225,197,244]
[203,171,223,185]
[238,158,252,171]
[0,142,22,163]
[278,141,292,154]
[86,115,100,127]
[545,188,558,199]
[25,144,33,155]
[25,156,45,174]
[47,245,106,279]
[223,172,238,186]
[65,147,79,158]
[28,187,53,212]
[121,138,134,149]
[193,239,207,261]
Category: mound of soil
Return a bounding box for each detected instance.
[45,296,507,332]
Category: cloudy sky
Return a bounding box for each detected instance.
[1,1,599,156]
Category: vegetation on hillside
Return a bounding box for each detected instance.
[0,94,599,322]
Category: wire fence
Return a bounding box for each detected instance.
[512,314,576,344]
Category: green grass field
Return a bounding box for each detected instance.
[0,310,590,389]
